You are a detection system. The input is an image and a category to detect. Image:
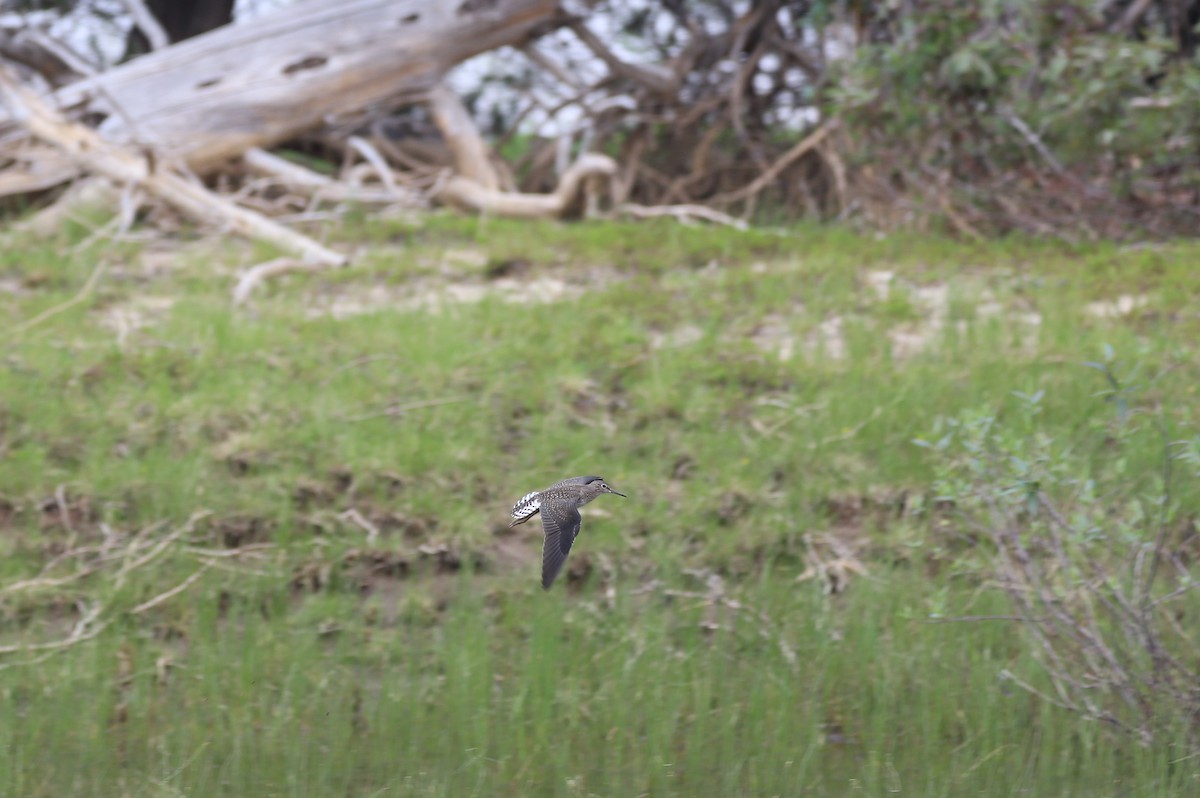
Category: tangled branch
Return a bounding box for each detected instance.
[0,511,274,668]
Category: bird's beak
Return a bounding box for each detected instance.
[610,488,627,498]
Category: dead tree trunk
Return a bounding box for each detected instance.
[0,0,560,187]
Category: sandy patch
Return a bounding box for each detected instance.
[867,271,1043,360]
[306,266,618,320]
[746,271,1047,363]
[1085,294,1149,319]
[650,324,704,350]
[100,295,176,345]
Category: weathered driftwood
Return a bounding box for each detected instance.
[0,144,80,196]
[14,179,118,238]
[426,75,619,221]
[0,23,93,87]
[242,147,421,206]
[437,153,618,219]
[427,83,501,192]
[0,0,560,191]
[120,0,171,52]
[0,66,347,266]
[231,257,316,306]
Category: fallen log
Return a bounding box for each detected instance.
[0,0,561,192]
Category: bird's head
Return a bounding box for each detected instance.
[586,476,626,498]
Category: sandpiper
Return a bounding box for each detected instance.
[509,475,626,590]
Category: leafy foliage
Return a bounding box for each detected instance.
[829,0,1200,236]
[920,361,1200,742]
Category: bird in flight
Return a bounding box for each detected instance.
[509,475,626,589]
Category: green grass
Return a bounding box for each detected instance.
[4,573,1188,796]
[1,215,1199,795]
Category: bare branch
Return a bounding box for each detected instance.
[567,18,679,96]
[232,258,321,305]
[437,152,617,219]
[243,147,424,206]
[346,135,404,195]
[339,396,471,422]
[340,509,381,545]
[0,66,348,268]
[119,0,171,51]
[427,83,501,191]
[1108,0,1155,34]
[131,562,214,615]
[711,120,839,207]
[244,147,335,190]
[184,543,275,558]
[7,259,106,339]
[0,24,95,84]
[0,602,107,656]
[521,44,586,92]
[1000,108,1098,199]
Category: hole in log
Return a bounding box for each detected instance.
[399,13,419,24]
[457,0,496,14]
[196,77,221,89]
[282,55,329,76]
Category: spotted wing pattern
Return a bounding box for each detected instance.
[539,499,582,590]
[510,490,541,526]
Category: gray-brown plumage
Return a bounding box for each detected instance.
[509,475,626,590]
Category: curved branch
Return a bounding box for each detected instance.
[427,82,501,191]
[437,153,617,219]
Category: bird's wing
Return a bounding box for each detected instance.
[540,502,582,590]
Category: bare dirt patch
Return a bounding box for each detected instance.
[1085,294,1150,319]
[747,311,846,362]
[305,264,622,319]
[748,270,1047,362]
[99,295,176,346]
[875,270,1048,359]
[650,323,704,350]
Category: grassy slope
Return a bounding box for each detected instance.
[1,215,1198,796]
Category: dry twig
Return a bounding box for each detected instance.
[710,120,839,208]
[0,601,108,657]
[427,83,501,191]
[567,18,678,96]
[437,153,617,219]
[232,257,321,305]
[340,509,381,545]
[130,562,214,615]
[7,258,106,338]
[0,513,226,668]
